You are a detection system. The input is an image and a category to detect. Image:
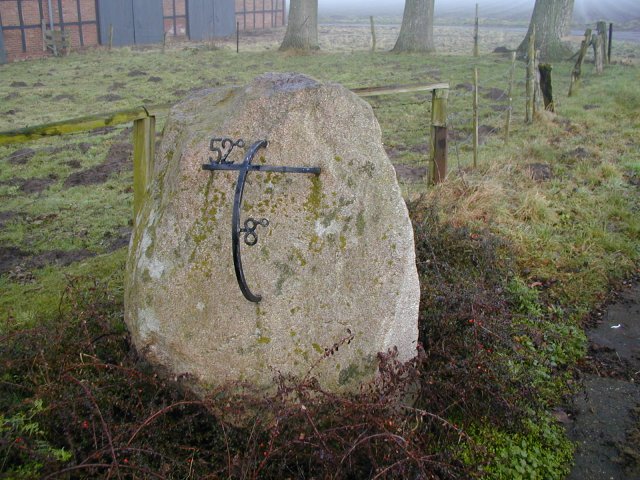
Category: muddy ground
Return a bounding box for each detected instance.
[0,131,133,279]
[567,278,640,479]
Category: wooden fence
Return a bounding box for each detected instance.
[0,82,450,218]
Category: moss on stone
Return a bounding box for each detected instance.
[356,211,366,236]
[339,234,347,251]
[303,175,324,221]
[308,233,323,253]
[290,248,307,267]
[338,363,361,385]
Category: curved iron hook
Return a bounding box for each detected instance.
[232,140,269,302]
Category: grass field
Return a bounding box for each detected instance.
[1,25,639,478]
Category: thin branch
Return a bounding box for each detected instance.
[126,401,204,446]
[66,374,122,480]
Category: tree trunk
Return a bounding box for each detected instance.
[517,0,575,61]
[279,0,318,51]
[392,0,435,53]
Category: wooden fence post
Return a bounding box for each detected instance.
[41,19,47,52]
[533,49,544,115]
[593,33,604,74]
[473,68,479,168]
[597,21,608,65]
[569,28,591,96]
[525,25,535,123]
[504,51,516,142]
[370,16,376,52]
[133,115,156,221]
[430,87,448,185]
[473,4,479,57]
[538,64,554,112]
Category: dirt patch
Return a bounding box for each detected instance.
[77,142,92,154]
[526,163,553,181]
[455,82,473,92]
[385,146,407,160]
[109,82,127,91]
[20,175,57,194]
[33,81,45,87]
[583,104,600,110]
[63,141,132,188]
[393,163,427,183]
[89,126,117,136]
[0,246,29,275]
[4,93,21,103]
[563,146,591,161]
[28,249,95,270]
[0,175,57,194]
[64,159,82,169]
[10,81,27,87]
[53,94,75,102]
[408,143,429,154]
[0,211,20,228]
[567,280,640,479]
[478,124,497,144]
[128,69,147,77]
[483,87,506,100]
[6,148,35,165]
[148,76,163,83]
[447,127,468,142]
[104,227,132,252]
[173,87,202,99]
[0,246,95,276]
[96,94,123,102]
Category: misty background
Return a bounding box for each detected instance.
[318,0,640,26]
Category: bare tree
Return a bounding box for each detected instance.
[517,0,575,60]
[279,0,318,51]
[392,0,435,53]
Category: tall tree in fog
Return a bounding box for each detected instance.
[517,0,575,60]
[279,0,319,50]
[392,0,435,52]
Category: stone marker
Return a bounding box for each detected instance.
[125,73,419,394]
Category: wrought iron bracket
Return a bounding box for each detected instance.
[202,138,321,303]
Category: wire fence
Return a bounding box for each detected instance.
[359,55,530,196]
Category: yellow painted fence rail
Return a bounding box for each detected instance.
[0,83,449,219]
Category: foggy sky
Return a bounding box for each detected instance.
[318,0,640,22]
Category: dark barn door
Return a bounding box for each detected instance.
[213,0,236,37]
[98,0,135,46]
[132,0,165,44]
[0,24,7,64]
[188,0,236,41]
[98,0,164,46]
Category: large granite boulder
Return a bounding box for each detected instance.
[125,73,419,393]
